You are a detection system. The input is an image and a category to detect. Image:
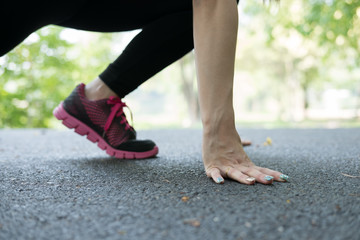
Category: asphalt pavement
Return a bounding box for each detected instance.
[0,128,359,240]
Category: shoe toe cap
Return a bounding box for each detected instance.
[116,139,156,152]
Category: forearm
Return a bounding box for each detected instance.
[193,0,238,134]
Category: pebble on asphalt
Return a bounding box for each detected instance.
[183,219,200,227]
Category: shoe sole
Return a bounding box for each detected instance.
[53,102,159,159]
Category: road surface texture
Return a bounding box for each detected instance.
[0,128,359,240]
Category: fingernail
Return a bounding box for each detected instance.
[246,177,256,182]
[280,174,289,181]
[264,176,274,181]
[216,177,224,183]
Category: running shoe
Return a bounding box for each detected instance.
[53,83,159,159]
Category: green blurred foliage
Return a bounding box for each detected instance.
[0,27,77,127]
[0,27,116,128]
[236,0,360,121]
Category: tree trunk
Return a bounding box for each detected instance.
[302,83,309,120]
[355,82,360,119]
[179,54,200,125]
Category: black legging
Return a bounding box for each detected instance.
[1,0,193,97]
[1,0,237,97]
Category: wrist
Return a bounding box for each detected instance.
[202,113,236,137]
[202,103,235,123]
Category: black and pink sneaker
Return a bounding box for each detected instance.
[53,83,159,159]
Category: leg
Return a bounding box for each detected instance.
[78,10,193,100]
[58,0,193,99]
[2,0,192,97]
[99,10,193,98]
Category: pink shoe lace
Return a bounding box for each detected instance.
[103,96,133,136]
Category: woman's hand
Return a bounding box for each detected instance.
[203,126,289,184]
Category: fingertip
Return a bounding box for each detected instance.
[279,174,289,182]
[246,177,256,185]
[256,175,274,185]
[209,168,224,184]
[264,175,274,184]
[214,176,224,184]
[256,167,289,183]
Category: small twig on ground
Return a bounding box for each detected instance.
[341,173,360,178]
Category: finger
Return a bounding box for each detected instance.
[208,167,224,184]
[255,167,289,182]
[241,140,252,147]
[240,167,274,185]
[225,167,256,185]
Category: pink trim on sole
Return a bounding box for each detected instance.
[53,102,159,159]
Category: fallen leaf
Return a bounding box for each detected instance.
[181,196,189,202]
[341,173,360,178]
[118,231,126,235]
[286,199,291,204]
[183,219,200,227]
[266,137,272,145]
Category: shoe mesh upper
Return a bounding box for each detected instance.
[63,83,136,148]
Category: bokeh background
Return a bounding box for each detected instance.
[1,0,359,129]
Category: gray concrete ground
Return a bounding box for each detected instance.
[0,128,359,240]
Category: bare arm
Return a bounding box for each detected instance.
[193,0,238,130]
[193,0,288,184]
